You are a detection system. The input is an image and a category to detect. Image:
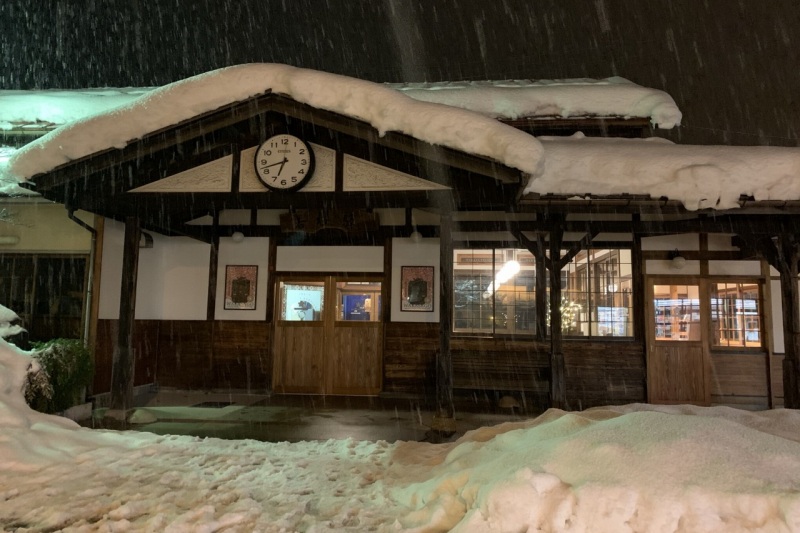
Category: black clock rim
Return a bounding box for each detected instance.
[254,134,316,193]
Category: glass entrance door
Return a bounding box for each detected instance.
[272,276,383,395]
[647,281,709,404]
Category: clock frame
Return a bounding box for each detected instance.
[254,133,315,192]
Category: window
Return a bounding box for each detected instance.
[453,248,536,335]
[711,282,761,348]
[653,284,701,341]
[452,247,633,338]
[278,281,325,321]
[336,281,382,322]
[557,249,633,338]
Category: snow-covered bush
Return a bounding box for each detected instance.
[28,338,92,413]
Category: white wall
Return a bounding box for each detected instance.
[215,237,270,321]
[391,237,440,323]
[98,220,210,320]
[276,246,383,272]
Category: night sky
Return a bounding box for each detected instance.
[2,0,798,147]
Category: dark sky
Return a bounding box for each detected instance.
[2,0,798,147]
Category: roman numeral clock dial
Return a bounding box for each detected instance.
[254,134,315,192]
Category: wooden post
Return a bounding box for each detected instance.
[549,223,567,409]
[535,235,548,341]
[777,237,800,408]
[433,212,456,431]
[109,216,140,417]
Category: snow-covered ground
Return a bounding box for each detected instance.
[2,327,800,531]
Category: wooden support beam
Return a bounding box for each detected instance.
[434,212,456,430]
[776,237,800,408]
[549,222,567,409]
[109,216,140,417]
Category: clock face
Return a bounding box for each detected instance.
[254,134,315,192]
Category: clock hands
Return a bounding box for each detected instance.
[262,157,289,170]
[277,157,287,176]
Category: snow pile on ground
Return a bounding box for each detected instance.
[391,76,682,129]
[526,133,800,210]
[7,63,543,181]
[2,331,800,533]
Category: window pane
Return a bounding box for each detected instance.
[711,282,761,348]
[453,249,495,334]
[561,250,588,335]
[279,282,324,321]
[654,284,700,341]
[493,249,536,334]
[336,281,381,321]
[589,249,633,337]
[453,248,536,335]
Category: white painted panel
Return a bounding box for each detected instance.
[219,209,251,225]
[215,237,270,321]
[98,222,210,320]
[159,238,210,320]
[707,233,738,251]
[98,220,124,319]
[642,234,699,251]
[772,279,785,354]
[645,259,701,276]
[708,261,761,276]
[276,246,383,272]
[392,237,439,323]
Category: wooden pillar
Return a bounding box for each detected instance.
[206,234,220,320]
[777,237,800,408]
[109,216,140,415]
[434,212,455,429]
[535,235,548,341]
[549,223,567,409]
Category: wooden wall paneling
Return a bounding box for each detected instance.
[564,341,646,409]
[211,320,271,391]
[156,320,214,389]
[133,320,160,387]
[382,322,438,394]
[93,319,114,394]
[328,323,382,395]
[772,354,785,406]
[709,353,769,409]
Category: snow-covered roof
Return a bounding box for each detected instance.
[0,88,151,131]
[525,133,800,211]
[389,77,682,129]
[6,64,545,181]
[0,76,680,132]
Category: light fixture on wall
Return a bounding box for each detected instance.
[668,249,686,270]
[409,230,423,243]
[231,231,245,243]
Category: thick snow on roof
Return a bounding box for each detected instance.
[390,76,682,129]
[0,88,151,130]
[525,133,800,210]
[2,334,800,531]
[6,63,544,181]
[0,77,680,131]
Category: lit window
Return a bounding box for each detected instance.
[711,282,761,348]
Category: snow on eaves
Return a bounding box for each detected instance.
[0,88,153,131]
[7,64,544,182]
[525,134,800,211]
[390,76,682,129]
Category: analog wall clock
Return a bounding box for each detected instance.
[254,133,315,192]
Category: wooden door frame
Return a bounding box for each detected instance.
[645,276,711,404]
[272,272,385,395]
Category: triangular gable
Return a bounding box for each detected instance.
[343,155,449,191]
[130,155,233,193]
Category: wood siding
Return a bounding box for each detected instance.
[94,319,271,393]
[382,322,438,395]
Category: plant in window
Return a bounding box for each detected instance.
[546,298,583,333]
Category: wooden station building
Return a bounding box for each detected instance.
[6,69,800,418]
